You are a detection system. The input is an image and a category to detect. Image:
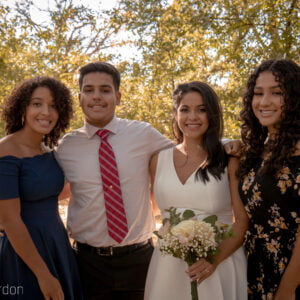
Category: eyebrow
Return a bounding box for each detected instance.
[181,103,205,106]
[254,85,281,89]
[180,104,206,108]
[83,84,112,88]
[30,97,55,102]
[30,97,44,101]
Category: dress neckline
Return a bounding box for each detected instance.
[171,147,201,186]
[0,151,52,160]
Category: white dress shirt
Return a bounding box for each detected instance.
[55,116,172,247]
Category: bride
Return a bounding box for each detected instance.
[144,81,248,299]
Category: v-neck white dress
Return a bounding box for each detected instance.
[144,147,247,300]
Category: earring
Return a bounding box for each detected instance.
[21,115,25,127]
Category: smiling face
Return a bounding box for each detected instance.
[175,91,209,141]
[252,71,284,134]
[24,86,59,136]
[79,72,121,127]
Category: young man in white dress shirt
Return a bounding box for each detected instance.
[55,62,172,300]
[55,62,239,299]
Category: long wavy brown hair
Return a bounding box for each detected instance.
[172,81,228,183]
[239,59,300,178]
[2,76,73,148]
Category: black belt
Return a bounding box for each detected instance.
[74,239,151,256]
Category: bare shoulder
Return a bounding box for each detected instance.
[0,135,21,158]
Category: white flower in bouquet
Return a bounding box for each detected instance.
[170,220,216,250]
[154,207,234,300]
[171,220,196,243]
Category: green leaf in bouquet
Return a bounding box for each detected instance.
[170,214,181,226]
[165,207,181,225]
[164,207,175,214]
[202,215,217,225]
[182,210,195,220]
[224,228,235,238]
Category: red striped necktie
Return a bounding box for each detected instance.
[96,129,128,243]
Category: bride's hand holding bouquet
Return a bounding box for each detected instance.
[155,207,234,300]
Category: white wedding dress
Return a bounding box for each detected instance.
[144,148,247,300]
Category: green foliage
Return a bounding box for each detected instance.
[202,215,218,226]
[0,0,116,136]
[182,209,196,221]
[0,0,299,140]
[163,206,183,226]
[110,0,300,138]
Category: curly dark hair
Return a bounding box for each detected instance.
[239,59,300,178]
[2,76,73,148]
[172,81,228,183]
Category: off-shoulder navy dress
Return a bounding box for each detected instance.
[0,152,83,299]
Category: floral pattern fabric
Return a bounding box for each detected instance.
[239,156,300,300]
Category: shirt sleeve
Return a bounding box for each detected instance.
[221,138,231,144]
[0,158,20,200]
[145,123,173,154]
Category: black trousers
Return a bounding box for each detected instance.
[74,240,154,300]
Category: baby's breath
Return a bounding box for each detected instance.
[155,208,234,300]
[155,207,234,265]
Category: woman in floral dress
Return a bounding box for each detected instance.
[239,58,300,299]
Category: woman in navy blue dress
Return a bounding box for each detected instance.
[0,77,83,299]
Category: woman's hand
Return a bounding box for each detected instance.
[224,139,241,157]
[187,258,216,284]
[274,290,295,300]
[37,273,64,300]
[0,198,64,300]
[274,281,296,300]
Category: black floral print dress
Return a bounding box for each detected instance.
[239,156,300,300]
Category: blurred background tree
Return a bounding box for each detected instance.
[0,0,299,139]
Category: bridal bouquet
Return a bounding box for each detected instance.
[154,207,233,300]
